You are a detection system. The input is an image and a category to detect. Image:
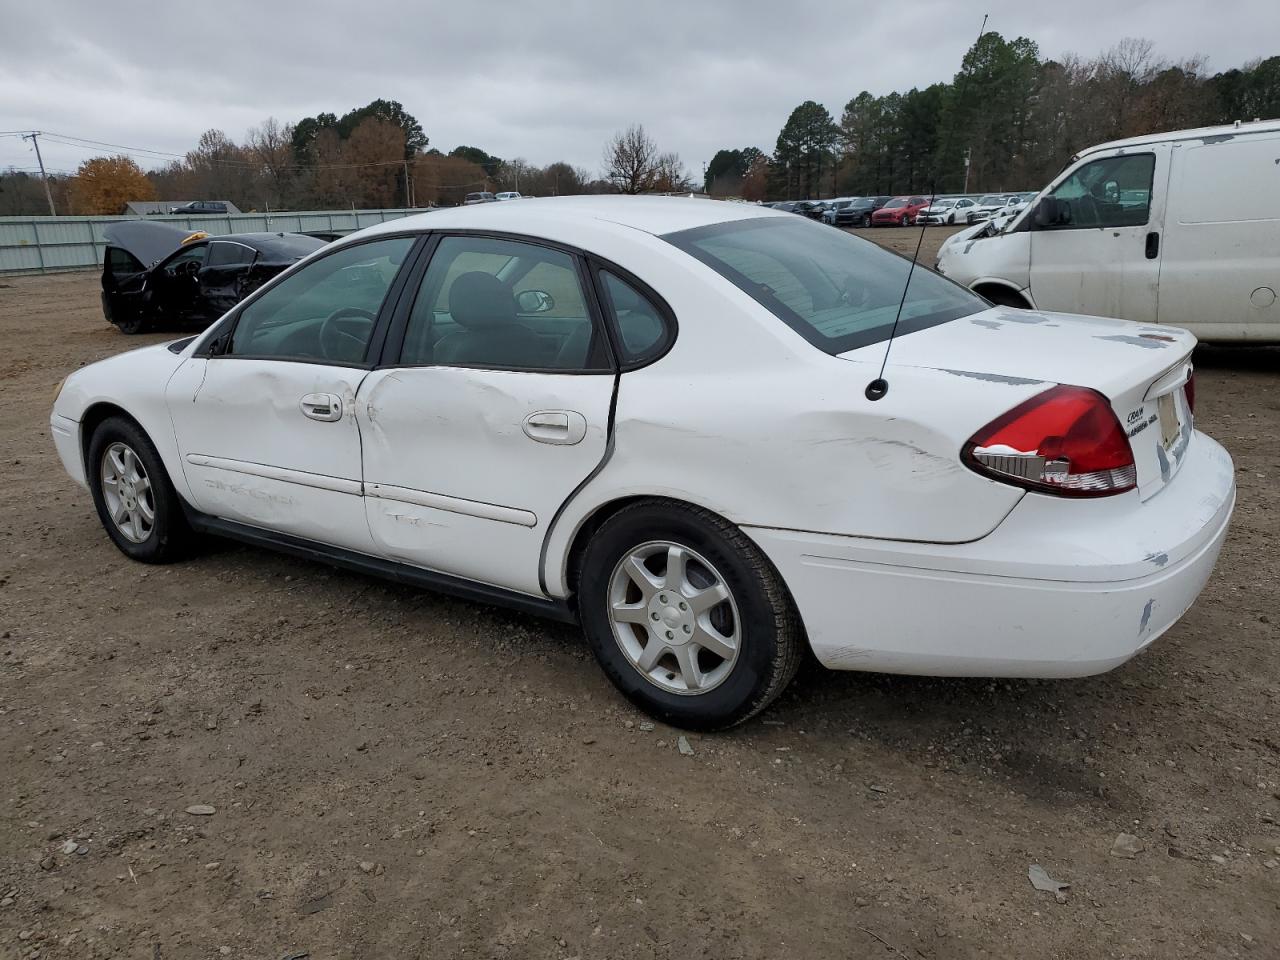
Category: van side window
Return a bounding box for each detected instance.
[1045,153,1156,229]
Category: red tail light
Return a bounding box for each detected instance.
[1184,370,1196,415]
[963,385,1137,497]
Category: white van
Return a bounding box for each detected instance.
[935,119,1280,342]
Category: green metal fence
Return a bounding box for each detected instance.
[0,208,427,275]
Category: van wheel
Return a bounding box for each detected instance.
[979,286,1030,309]
[578,500,803,730]
[115,314,148,335]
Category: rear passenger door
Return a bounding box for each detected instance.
[356,234,628,596]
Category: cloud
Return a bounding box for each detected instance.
[2,0,1275,177]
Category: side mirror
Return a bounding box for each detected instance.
[1034,197,1070,228]
[516,289,555,313]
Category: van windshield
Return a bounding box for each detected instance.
[663,217,984,354]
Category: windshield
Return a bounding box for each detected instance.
[978,195,1005,206]
[883,198,906,209]
[933,199,956,208]
[663,217,984,355]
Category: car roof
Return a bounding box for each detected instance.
[1075,117,1280,159]
[358,196,790,241]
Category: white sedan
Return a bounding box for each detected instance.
[50,197,1235,729]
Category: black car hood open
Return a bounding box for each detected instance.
[103,221,199,267]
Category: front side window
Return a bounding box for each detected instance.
[228,236,414,364]
[106,246,143,278]
[161,243,207,278]
[1045,153,1156,229]
[399,235,604,371]
[665,217,983,354]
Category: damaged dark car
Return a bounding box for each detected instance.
[101,222,327,334]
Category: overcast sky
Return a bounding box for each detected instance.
[2,0,1276,179]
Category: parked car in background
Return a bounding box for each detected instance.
[100,221,326,335]
[464,192,496,204]
[821,198,858,224]
[836,196,890,227]
[795,200,827,220]
[53,197,1233,729]
[935,118,1280,342]
[968,194,1014,223]
[168,201,228,215]
[871,196,930,227]
[916,197,978,225]
[495,192,524,201]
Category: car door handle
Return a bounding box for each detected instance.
[1145,231,1160,260]
[523,410,587,445]
[300,393,343,422]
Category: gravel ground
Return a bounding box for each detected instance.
[1,227,1278,959]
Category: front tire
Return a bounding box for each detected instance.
[862,213,872,228]
[87,416,193,563]
[578,501,803,730]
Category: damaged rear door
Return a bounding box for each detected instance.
[166,235,419,552]
[356,234,617,597]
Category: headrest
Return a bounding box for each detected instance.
[448,271,516,329]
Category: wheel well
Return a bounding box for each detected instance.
[563,496,654,601]
[973,283,1030,309]
[79,403,143,465]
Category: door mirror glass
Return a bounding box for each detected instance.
[516,289,556,313]
[1034,197,1070,227]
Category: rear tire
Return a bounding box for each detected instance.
[979,286,1030,309]
[115,314,148,335]
[578,500,803,730]
[87,416,194,563]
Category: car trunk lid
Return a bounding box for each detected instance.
[841,307,1197,500]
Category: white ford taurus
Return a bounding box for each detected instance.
[51,197,1235,728]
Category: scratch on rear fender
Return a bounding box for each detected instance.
[1139,598,1155,635]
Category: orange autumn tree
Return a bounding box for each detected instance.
[70,156,156,215]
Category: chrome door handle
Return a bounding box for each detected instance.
[523,410,587,445]
[300,393,343,422]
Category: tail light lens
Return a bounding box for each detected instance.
[962,385,1137,497]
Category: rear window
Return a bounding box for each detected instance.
[663,218,983,354]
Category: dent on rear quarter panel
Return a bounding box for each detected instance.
[541,358,1039,596]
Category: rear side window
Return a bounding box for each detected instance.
[598,271,671,364]
[665,217,982,355]
[207,241,255,268]
[399,235,607,371]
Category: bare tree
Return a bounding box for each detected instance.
[653,152,694,193]
[246,117,296,207]
[603,124,659,194]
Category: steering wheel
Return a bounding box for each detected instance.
[319,307,375,363]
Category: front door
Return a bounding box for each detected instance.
[1029,148,1167,324]
[148,241,209,325]
[167,235,417,553]
[358,234,618,596]
[197,239,258,322]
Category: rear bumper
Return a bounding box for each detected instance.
[745,432,1235,678]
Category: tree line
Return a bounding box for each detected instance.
[705,34,1279,200]
[0,98,683,216]
[2,33,1276,216]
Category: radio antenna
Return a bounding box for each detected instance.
[865,12,989,402]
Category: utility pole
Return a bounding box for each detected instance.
[962,147,972,194]
[403,159,411,208]
[22,131,56,216]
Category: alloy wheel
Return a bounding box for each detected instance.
[607,540,741,696]
[100,441,155,543]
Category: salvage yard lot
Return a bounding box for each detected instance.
[1,227,1278,959]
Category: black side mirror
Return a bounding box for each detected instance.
[1034,197,1070,228]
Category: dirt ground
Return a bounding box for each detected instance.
[1,226,1278,960]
